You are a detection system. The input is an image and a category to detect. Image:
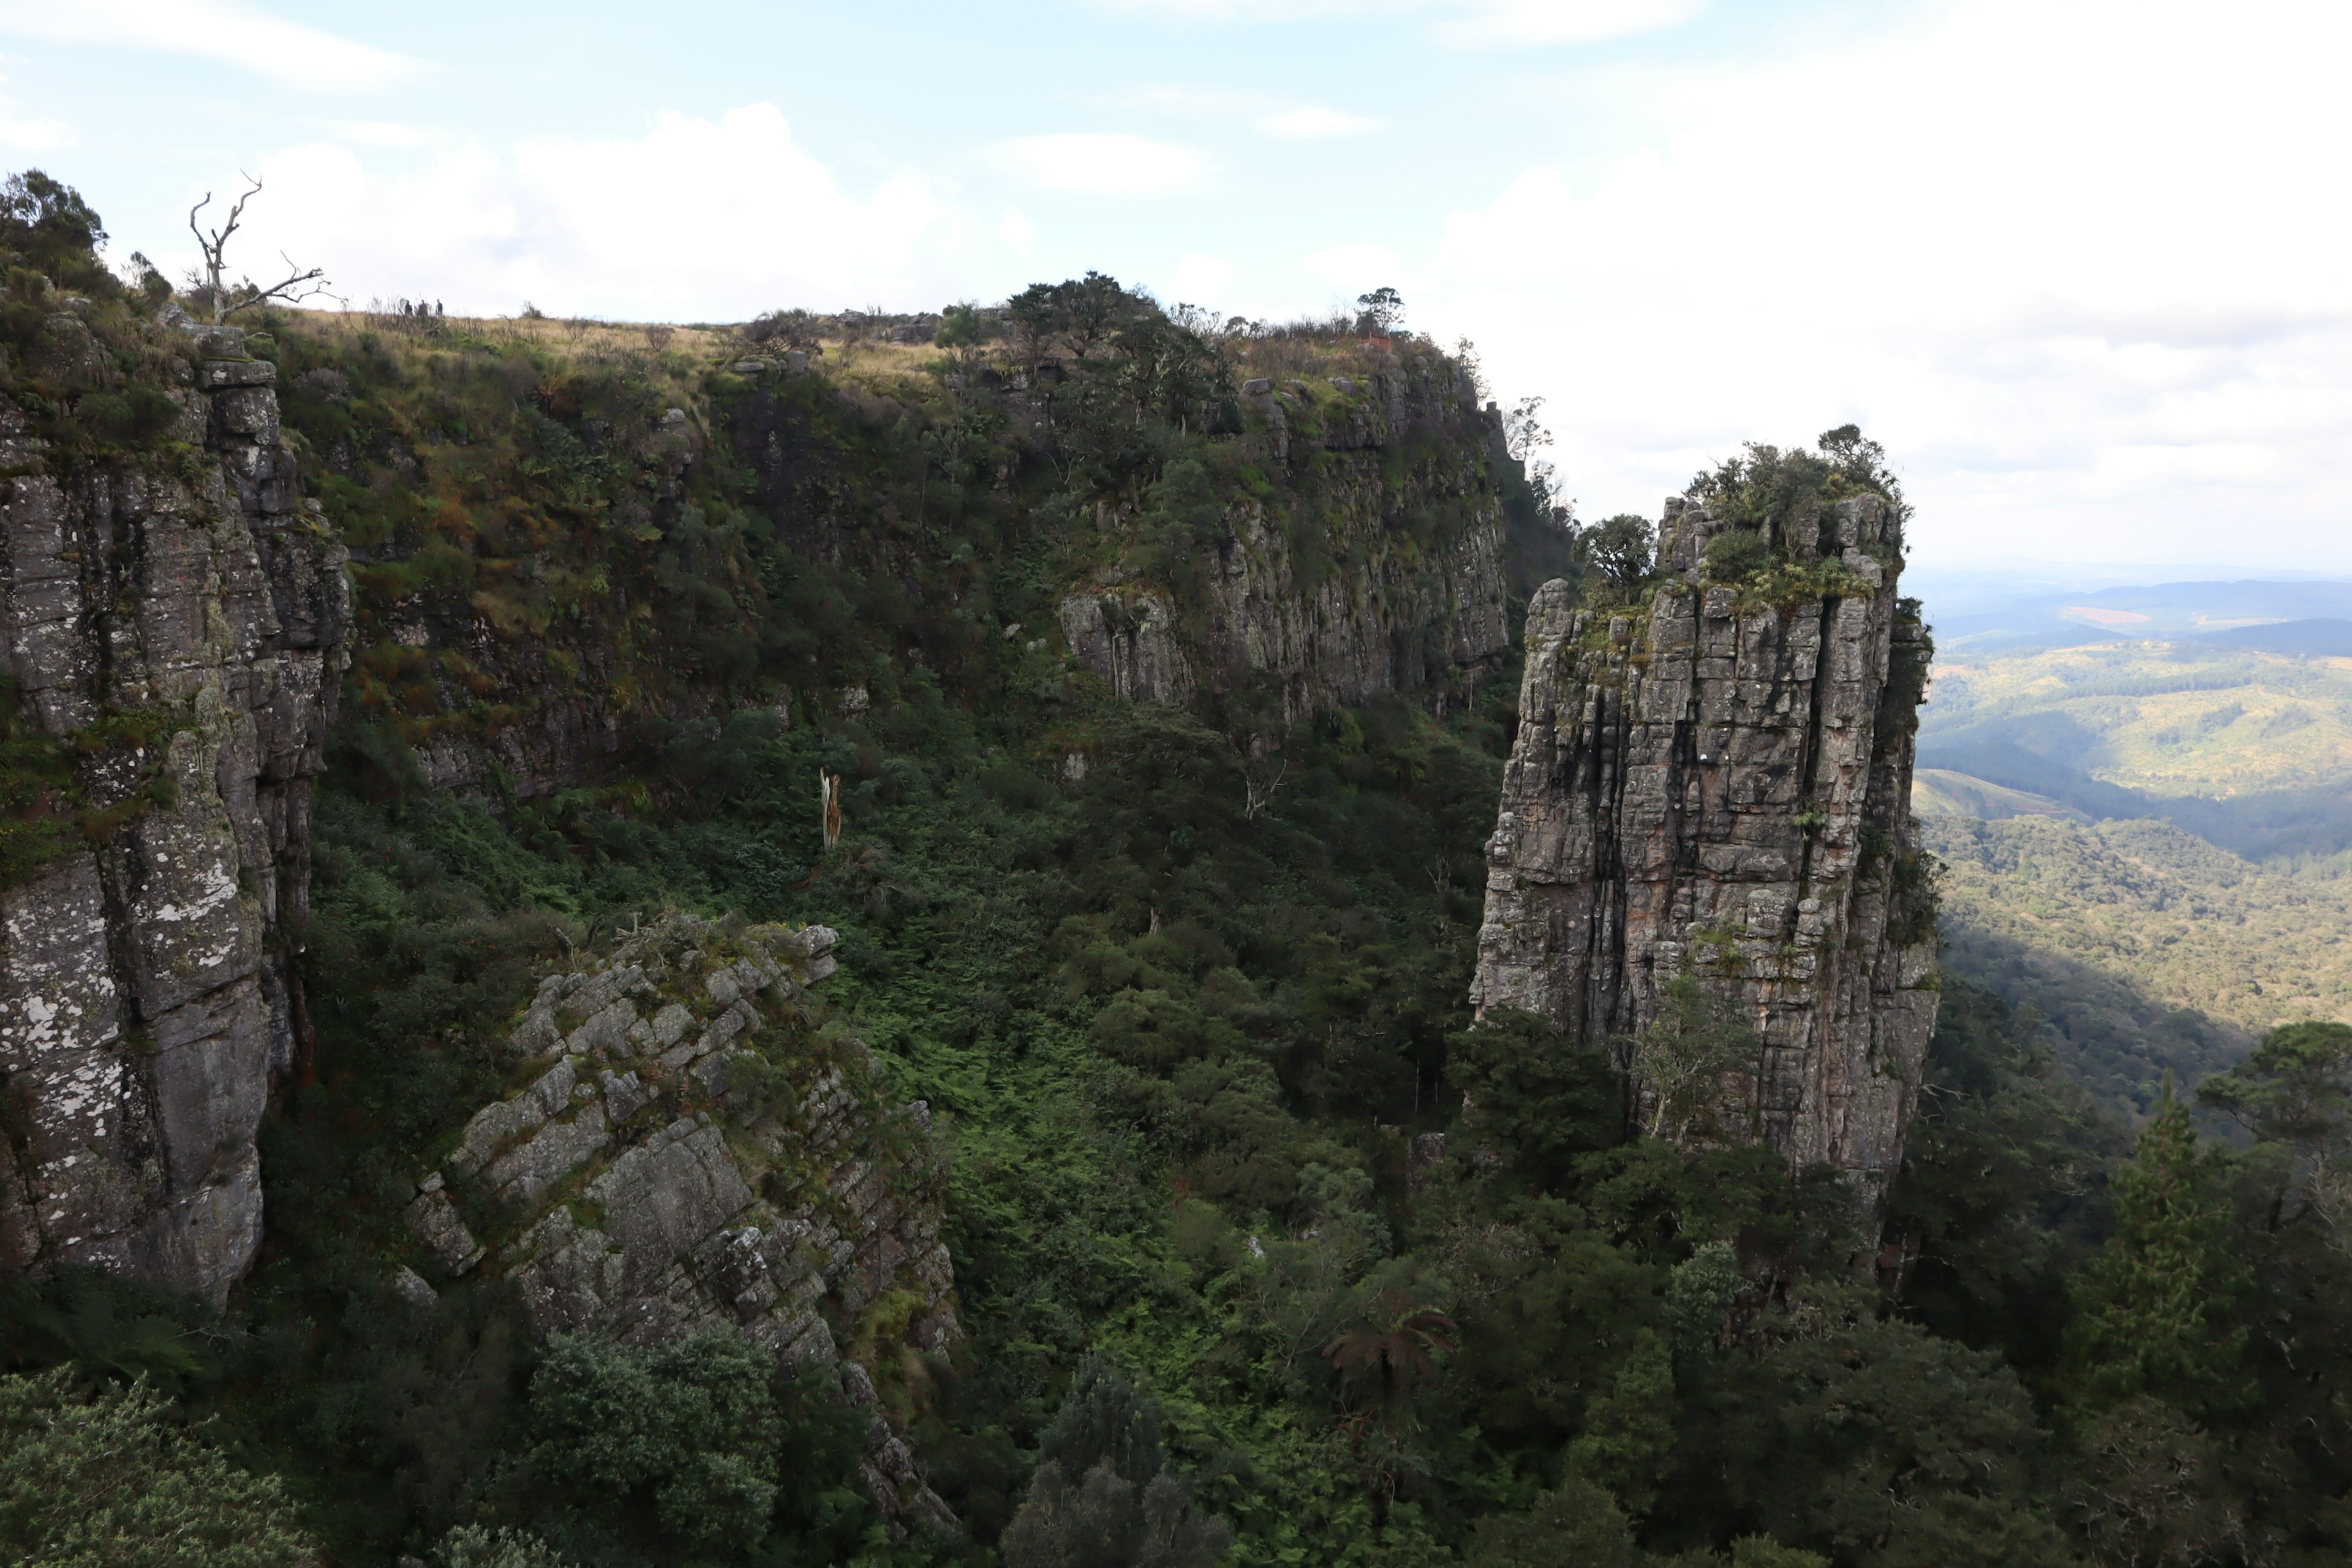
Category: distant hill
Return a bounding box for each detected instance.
[1925,814,2352,1113]
[1916,638,2352,862]
[1912,767,2084,823]
[1921,578,2352,652]
[2192,617,2352,657]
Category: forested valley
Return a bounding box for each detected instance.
[2,170,2348,1568]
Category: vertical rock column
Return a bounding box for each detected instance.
[0,325,349,1298]
[1469,495,1937,1212]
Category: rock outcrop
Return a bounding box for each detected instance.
[404,912,960,1537]
[1058,356,1509,717]
[1469,494,1937,1210]
[0,325,349,1298]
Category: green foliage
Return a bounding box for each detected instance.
[2062,1082,2251,1417]
[436,1523,576,1568]
[1703,528,1776,583]
[1885,979,2117,1378]
[1463,1478,1634,1568]
[2196,1019,2352,1153]
[505,1330,876,1562]
[1003,1367,1230,1568]
[1562,1328,1675,1515]
[1577,513,1654,600]
[1688,1302,2075,1568]
[1446,1006,1623,1192]
[1000,1461,1232,1568]
[0,1365,315,1567]
[1628,968,1762,1147]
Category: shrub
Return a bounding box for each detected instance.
[0,1366,315,1567]
[1703,527,1774,583]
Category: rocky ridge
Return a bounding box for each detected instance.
[402,911,959,1536]
[0,321,349,1298]
[1469,492,1938,1208]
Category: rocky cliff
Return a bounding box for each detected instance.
[1057,356,1509,718]
[0,320,348,1299]
[1469,487,1938,1209]
[402,912,960,1535]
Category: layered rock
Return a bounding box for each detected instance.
[1469,494,1937,1208]
[0,326,349,1298]
[1058,356,1510,718]
[404,913,959,1536]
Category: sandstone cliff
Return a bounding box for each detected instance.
[1469,490,1937,1208]
[0,322,348,1298]
[402,912,960,1536]
[1056,356,1509,718]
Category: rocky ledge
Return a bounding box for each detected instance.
[401,911,959,1537]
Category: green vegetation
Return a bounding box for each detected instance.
[1918,638,2352,864]
[10,171,2352,1568]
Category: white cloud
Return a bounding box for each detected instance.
[178,104,955,320]
[1304,242,1409,290]
[1430,0,1700,45]
[1415,0,2352,568]
[0,0,421,91]
[1102,83,1382,138]
[0,96,67,149]
[1253,105,1384,138]
[986,132,1208,196]
[1167,252,1235,305]
[1088,0,1698,47]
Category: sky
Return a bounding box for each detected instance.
[2,0,2346,575]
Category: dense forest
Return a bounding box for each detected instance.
[4,171,2351,1568]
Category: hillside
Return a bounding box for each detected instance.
[9,175,2352,1568]
[1923,813,2352,1110]
[1918,636,2352,863]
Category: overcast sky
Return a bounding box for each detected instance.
[4,0,2345,574]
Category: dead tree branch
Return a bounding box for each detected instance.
[188,174,332,324]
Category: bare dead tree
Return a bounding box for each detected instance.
[188,174,333,325]
[1243,756,1287,821]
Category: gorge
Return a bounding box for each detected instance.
[4,175,2344,1568]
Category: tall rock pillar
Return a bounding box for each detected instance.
[1469,493,1937,1212]
[0,323,349,1299]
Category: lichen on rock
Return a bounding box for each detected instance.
[404,910,960,1537]
[0,322,349,1299]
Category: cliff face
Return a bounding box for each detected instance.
[0,323,349,1298]
[1469,492,1937,1208]
[402,912,959,1534]
[1056,356,1508,717]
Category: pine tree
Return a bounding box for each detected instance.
[2062,1079,2251,1417]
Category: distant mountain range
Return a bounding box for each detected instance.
[1913,576,2352,652]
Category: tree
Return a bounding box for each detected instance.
[1464,1478,1635,1568]
[1355,287,1404,335]
[1566,1327,1676,1515]
[508,1330,867,1556]
[186,174,333,324]
[1629,969,1762,1148]
[0,170,104,271]
[1000,1461,1231,1568]
[1003,1363,1231,1568]
[1578,514,1655,598]
[2062,1080,2251,1417]
[1448,1007,1623,1193]
[1326,1286,1458,1412]
[0,1365,316,1567]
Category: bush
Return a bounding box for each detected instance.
[1703,527,1774,583]
[0,1366,315,1568]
